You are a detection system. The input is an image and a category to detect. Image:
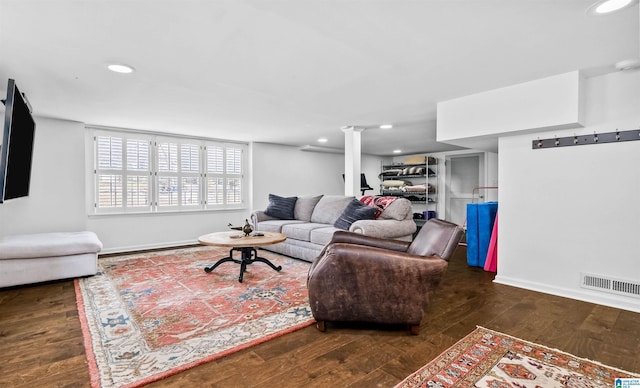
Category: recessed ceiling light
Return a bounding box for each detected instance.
[317,138,328,143]
[393,149,402,154]
[107,64,135,74]
[587,0,636,15]
[379,124,393,129]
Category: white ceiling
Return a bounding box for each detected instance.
[1,0,638,155]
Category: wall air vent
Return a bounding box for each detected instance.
[580,273,640,299]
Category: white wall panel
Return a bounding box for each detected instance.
[437,71,584,146]
[495,70,640,312]
[0,117,87,236]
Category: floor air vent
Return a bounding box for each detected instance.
[581,273,640,299]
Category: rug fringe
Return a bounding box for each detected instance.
[74,278,102,388]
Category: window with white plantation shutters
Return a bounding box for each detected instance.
[205,145,243,208]
[157,142,179,207]
[90,127,246,214]
[206,146,224,205]
[225,147,242,205]
[156,140,201,210]
[94,133,151,213]
[180,143,200,207]
[126,139,149,207]
[96,136,122,208]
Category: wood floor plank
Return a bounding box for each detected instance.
[1,246,639,388]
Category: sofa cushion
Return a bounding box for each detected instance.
[264,194,298,219]
[255,219,304,233]
[294,195,323,222]
[0,231,103,260]
[310,226,341,246]
[334,199,377,230]
[310,195,354,225]
[282,222,327,242]
[380,198,412,221]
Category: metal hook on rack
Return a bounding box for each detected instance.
[532,128,640,149]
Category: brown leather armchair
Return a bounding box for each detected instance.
[307,218,464,334]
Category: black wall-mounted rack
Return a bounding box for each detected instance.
[532,128,640,149]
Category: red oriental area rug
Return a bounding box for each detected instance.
[75,246,313,388]
[395,326,639,388]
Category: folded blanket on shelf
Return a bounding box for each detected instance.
[402,184,427,192]
[402,184,435,193]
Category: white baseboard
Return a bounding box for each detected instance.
[494,275,640,313]
[98,239,199,255]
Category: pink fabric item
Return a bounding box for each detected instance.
[484,213,498,272]
[360,195,399,219]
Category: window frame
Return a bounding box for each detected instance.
[88,126,248,215]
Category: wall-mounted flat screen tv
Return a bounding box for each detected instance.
[0,78,36,203]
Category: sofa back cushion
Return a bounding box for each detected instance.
[294,195,323,222]
[380,198,412,221]
[310,195,354,225]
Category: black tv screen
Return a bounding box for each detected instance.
[0,79,36,203]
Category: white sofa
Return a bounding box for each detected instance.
[0,231,103,288]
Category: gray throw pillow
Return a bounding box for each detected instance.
[294,195,323,221]
[334,199,378,230]
[264,194,298,220]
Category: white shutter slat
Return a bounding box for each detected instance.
[158,142,178,173]
[97,136,123,170]
[97,174,123,207]
[181,144,200,173]
[127,139,149,171]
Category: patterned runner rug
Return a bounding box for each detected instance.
[75,246,314,388]
[395,326,639,388]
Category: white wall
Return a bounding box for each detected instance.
[0,117,87,236]
[87,210,251,253]
[496,70,640,312]
[252,142,382,210]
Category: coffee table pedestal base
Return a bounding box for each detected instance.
[204,247,282,282]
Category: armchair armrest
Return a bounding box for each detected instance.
[329,230,410,252]
[307,243,448,326]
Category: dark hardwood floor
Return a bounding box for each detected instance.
[1,246,638,387]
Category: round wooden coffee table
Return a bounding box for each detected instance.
[198,231,286,283]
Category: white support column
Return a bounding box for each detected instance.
[342,126,364,197]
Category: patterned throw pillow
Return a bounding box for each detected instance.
[264,194,298,220]
[334,199,378,230]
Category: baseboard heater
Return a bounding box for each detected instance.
[580,273,640,299]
